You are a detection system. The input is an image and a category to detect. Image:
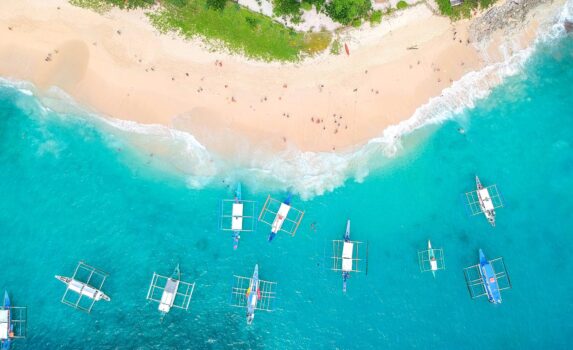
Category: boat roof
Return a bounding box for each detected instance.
[478,189,495,210]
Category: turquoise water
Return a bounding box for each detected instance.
[1,31,573,350]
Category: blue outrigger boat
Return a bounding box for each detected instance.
[342,220,351,293]
[1,291,13,350]
[245,264,261,325]
[268,194,292,242]
[232,183,242,250]
[478,249,502,304]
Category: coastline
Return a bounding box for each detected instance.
[0,0,558,156]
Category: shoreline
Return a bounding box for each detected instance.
[0,0,565,158]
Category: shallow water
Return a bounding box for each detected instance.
[1,25,572,350]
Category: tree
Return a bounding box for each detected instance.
[326,0,371,25]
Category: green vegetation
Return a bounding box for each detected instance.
[300,1,313,11]
[436,0,498,19]
[369,10,382,25]
[396,0,408,10]
[326,0,372,25]
[272,0,302,22]
[70,0,331,61]
[148,1,331,61]
[330,39,341,55]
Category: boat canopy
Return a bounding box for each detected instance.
[231,203,244,231]
[0,310,9,340]
[477,189,495,210]
[342,242,354,272]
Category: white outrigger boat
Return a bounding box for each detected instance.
[475,176,496,226]
[465,176,503,227]
[258,194,304,242]
[417,240,445,277]
[331,220,367,293]
[220,183,256,250]
[56,261,111,313]
[146,264,195,321]
[427,240,438,278]
[55,275,110,302]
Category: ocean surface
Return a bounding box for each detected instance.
[1,7,573,350]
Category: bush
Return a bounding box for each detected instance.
[304,0,326,11]
[370,10,382,24]
[326,0,372,25]
[396,0,408,9]
[273,0,302,20]
[301,1,313,10]
[206,0,226,10]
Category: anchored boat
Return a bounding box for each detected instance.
[418,240,445,277]
[476,176,496,226]
[463,249,511,304]
[1,291,12,350]
[1,291,27,349]
[246,265,261,325]
[478,249,502,303]
[220,183,256,250]
[232,183,242,250]
[230,264,277,325]
[465,176,503,227]
[342,220,351,292]
[331,219,367,293]
[55,275,110,302]
[258,194,304,242]
[146,264,195,321]
[56,261,111,313]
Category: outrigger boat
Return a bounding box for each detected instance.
[157,265,182,318]
[418,240,445,277]
[475,176,496,226]
[232,183,242,250]
[463,249,511,304]
[331,220,366,293]
[427,240,438,278]
[1,291,13,350]
[55,275,111,302]
[269,194,292,242]
[1,292,26,348]
[258,194,304,242]
[146,264,195,321]
[220,183,256,250]
[342,220,351,293]
[245,264,262,325]
[230,265,276,325]
[478,249,502,304]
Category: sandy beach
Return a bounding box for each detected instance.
[0,0,554,155]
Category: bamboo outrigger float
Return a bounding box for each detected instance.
[331,220,367,293]
[418,240,445,278]
[220,183,256,250]
[0,291,26,350]
[258,194,304,242]
[230,264,277,325]
[55,261,110,313]
[465,176,503,227]
[146,264,195,321]
[464,249,511,304]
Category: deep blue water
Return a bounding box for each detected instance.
[0,28,572,350]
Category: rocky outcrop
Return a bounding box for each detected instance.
[469,0,551,42]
